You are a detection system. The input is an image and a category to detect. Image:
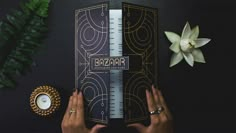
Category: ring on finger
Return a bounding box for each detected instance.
[149,106,164,115]
[69,108,76,114]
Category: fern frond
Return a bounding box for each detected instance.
[0,0,50,89]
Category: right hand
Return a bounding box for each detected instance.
[128,86,173,133]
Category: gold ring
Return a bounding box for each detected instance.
[70,109,76,114]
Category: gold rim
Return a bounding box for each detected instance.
[30,85,61,116]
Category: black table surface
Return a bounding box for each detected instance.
[0,0,235,133]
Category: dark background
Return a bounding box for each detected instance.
[0,0,235,133]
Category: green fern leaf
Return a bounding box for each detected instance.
[0,0,50,89]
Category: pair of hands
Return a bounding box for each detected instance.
[61,86,173,133]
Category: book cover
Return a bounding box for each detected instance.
[123,3,158,124]
[75,2,158,124]
[75,3,110,124]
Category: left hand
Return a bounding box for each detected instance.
[61,89,106,133]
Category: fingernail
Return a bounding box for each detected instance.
[78,90,82,96]
[153,84,158,89]
[73,89,78,95]
[72,88,76,94]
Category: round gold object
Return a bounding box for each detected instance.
[30,85,61,116]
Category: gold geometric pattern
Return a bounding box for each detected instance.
[123,3,158,124]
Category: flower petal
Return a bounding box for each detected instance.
[164,31,180,43]
[190,25,199,40]
[192,49,206,63]
[181,22,191,40]
[170,52,183,67]
[183,52,194,67]
[194,38,211,48]
[169,42,180,53]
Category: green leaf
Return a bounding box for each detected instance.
[9,52,33,65]
[36,0,50,17]
[2,77,16,88]
[0,72,16,88]
[0,0,50,89]
[10,10,26,27]
[2,23,15,36]
[6,14,21,30]
[0,31,10,41]
[20,2,30,15]
[26,0,50,17]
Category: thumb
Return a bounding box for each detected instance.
[127,123,146,132]
[90,124,106,133]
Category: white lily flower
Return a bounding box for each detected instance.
[165,22,211,67]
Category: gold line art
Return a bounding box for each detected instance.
[123,3,158,123]
[75,2,157,124]
[75,3,109,124]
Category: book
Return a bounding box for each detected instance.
[75,2,158,124]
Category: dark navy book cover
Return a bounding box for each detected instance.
[75,2,158,125]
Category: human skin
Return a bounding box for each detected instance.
[128,86,173,133]
[61,86,173,133]
[61,89,106,133]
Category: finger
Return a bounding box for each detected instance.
[90,124,106,133]
[152,85,160,104]
[146,89,160,123]
[76,91,85,123]
[127,123,146,132]
[146,89,156,112]
[62,96,73,123]
[157,89,172,120]
[152,86,168,119]
[69,89,78,120]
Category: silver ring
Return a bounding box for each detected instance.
[149,106,164,115]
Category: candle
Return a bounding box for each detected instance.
[36,94,51,110]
